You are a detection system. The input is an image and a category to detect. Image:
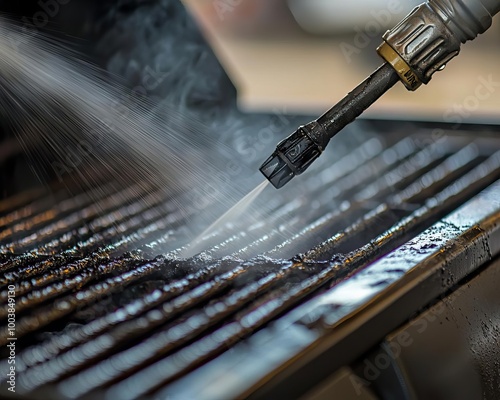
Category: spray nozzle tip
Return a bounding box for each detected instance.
[260,123,326,189]
[259,153,294,189]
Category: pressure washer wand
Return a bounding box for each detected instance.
[260,0,500,189]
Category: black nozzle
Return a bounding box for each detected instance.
[259,122,328,189]
[259,153,294,189]
[259,63,400,189]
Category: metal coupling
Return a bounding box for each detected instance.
[377,0,496,91]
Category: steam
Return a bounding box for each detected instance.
[0,15,265,243]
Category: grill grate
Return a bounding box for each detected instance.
[1,126,500,399]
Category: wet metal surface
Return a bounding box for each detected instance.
[165,180,500,400]
[1,127,500,399]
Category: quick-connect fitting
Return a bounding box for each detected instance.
[377,0,499,91]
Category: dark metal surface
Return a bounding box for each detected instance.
[1,122,500,399]
[240,179,500,400]
[367,255,500,399]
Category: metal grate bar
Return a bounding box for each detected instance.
[0,259,165,346]
[0,185,163,254]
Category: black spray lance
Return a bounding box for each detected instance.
[260,0,500,189]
